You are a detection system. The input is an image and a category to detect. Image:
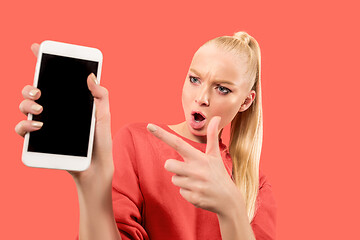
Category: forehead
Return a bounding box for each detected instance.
[190,44,248,84]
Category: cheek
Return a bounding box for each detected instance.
[181,83,194,109]
[212,98,242,127]
[181,89,190,117]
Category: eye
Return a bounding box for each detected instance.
[216,85,232,95]
[189,76,200,84]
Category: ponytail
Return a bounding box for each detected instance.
[206,31,263,222]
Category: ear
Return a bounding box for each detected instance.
[238,90,256,112]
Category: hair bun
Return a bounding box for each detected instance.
[233,31,251,45]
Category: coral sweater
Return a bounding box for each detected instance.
[77,122,277,239]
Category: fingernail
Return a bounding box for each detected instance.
[31,104,42,112]
[164,161,170,170]
[29,89,39,97]
[147,123,157,132]
[31,121,43,128]
[90,73,98,85]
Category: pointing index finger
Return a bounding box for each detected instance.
[147,124,201,160]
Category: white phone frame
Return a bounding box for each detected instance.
[22,40,103,171]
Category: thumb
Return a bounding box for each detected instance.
[87,73,104,99]
[205,116,221,157]
[86,73,112,164]
[86,73,110,121]
[31,43,40,58]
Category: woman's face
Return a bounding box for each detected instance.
[181,43,256,143]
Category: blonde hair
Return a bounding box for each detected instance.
[204,31,262,222]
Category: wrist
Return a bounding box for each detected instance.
[218,184,246,219]
[76,172,114,213]
[73,166,114,195]
[216,190,255,240]
[73,159,113,183]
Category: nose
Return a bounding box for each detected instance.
[195,86,210,106]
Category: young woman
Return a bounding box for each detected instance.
[16,31,276,239]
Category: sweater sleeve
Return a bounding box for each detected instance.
[250,174,277,240]
[111,125,149,240]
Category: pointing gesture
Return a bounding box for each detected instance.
[147,117,241,216]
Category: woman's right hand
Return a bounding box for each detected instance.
[15,43,114,186]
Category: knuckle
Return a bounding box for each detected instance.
[19,99,33,114]
[102,87,109,97]
[194,182,207,194]
[15,121,26,135]
[14,123,20,134]
[189,168,204,180]
[22,85,30,96]
[19,101,25,112]
[190,193,202,208]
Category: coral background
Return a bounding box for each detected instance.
[1,0,359,239]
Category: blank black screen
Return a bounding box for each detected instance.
[28,53,98,157]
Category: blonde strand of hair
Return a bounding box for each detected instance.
[208,31,263,222]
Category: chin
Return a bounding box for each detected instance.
[191,129,207,136]
[187,123,207,136]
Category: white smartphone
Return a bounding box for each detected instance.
[22,40,103,171]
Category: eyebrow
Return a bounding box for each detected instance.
[189,68,236,86]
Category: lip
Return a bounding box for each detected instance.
[190,110,207,130]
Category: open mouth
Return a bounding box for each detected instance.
[190,111,207,129]
[192,111,206,122]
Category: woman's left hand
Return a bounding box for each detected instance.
[147,116,242,217]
